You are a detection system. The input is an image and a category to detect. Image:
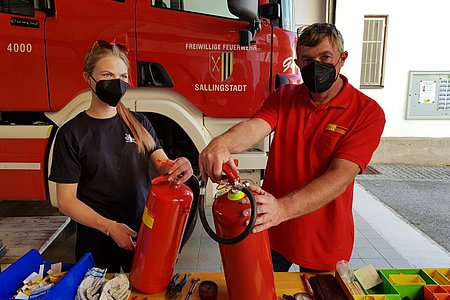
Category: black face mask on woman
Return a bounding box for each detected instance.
[90,75,128,107]
[300,58,340,93]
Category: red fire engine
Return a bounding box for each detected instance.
[0,0,300,204]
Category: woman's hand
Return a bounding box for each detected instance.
[108,222,138,251]
[167,157,194,184]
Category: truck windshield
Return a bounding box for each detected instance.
[0,0,34,17]
[152,0,236,19]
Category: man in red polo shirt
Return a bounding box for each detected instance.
[199,23,385,271]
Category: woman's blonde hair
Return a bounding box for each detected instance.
[84,41,155,154]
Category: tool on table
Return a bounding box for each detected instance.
[301,273,314,297]
[309,274,347,300]
[198,280,218,300]
[167,273,188,300]
[294,293,314,300]
[283,293,313,300]
[185,277,200,300]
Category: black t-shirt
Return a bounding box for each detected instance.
[49,111,162,231]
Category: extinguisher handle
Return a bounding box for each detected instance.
[157,159,174,167]
[222,163,240,185]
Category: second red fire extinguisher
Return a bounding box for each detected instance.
[199,164,277,300]
[130,165,194,293]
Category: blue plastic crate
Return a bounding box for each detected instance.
[0,249,94,300]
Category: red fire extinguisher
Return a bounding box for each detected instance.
[199,164,277,300]
[130,162,194,293]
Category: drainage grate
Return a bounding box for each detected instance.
[359,164,450,181]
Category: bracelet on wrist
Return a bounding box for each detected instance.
[106,220,116,236]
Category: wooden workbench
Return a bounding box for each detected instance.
[128,272,315,299]
[0,216,70,267]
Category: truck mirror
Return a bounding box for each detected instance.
[228,0,261,47]
[238,17,261,47]
[38,0,55,16]
[227,0,258,22]
[239,30,253,47]
[260,3,280,21]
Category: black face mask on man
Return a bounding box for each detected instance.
[300,58,340,93]
[90,75,128,107]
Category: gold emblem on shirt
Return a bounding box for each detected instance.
[325,124,348,135]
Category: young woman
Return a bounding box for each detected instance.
[49,40,193,272]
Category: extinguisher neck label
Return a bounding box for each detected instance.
[227,191,245,201]
[142,206,155,229]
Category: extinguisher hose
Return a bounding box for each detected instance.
[199,181,257,245]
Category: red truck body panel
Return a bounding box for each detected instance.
[0,138,49,200]
[1,11,49,111]
[44,0,137,111]
[0,0,299,201]
[1,0,299,117]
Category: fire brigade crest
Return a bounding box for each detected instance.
[210,51,234,82]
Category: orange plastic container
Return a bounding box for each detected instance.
[424,285,450,300]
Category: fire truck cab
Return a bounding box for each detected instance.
[0,0,300,204]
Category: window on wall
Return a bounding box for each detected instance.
[152,0,236,19]
[360,16,388,88]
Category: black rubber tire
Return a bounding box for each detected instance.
[179,175,200,253]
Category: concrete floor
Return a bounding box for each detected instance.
[0,200,77,265]
[0,197,413,272]
[357,164,450,253]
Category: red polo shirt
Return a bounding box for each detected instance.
[252,75,385,270]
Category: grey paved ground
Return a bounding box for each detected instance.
[357,164,450,253]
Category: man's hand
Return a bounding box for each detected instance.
[199,118,271,182]
[199,138,237,182]
[241,185,289,233]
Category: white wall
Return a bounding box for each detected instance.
[295,0,326,28]
[338,0,450,138]
[296,0,450,138]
